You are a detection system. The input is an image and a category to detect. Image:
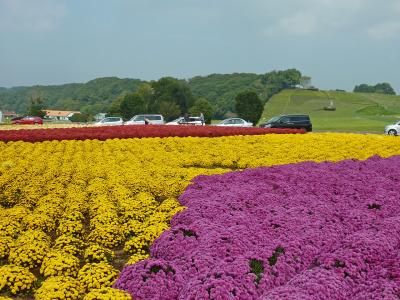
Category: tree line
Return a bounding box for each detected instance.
[2,69,304,124]
[354,82,396,95]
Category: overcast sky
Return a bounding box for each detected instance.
[0,0,399,92]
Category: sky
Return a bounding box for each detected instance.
[0,0,399,92]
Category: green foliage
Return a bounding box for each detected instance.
[354,82,396,95]
[189,98,213,124]
[26,96,46,117]
[107,93,125,116]
[235,91,263,125]
[151,77,194,113]
[120,92,148,120]
[69,113,91,123]
[268,246,285,266]
[159,101,181,121]
[0,77,143,113]
[188,73,267,118]
[0,71,303,120]
[261,69,302,99]
[249,259,264,285]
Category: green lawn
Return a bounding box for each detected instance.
[261,89,400,132]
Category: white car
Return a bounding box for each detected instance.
[94,117,124,126]
[384,121,400,135]
[125,114,164,125]
[215,118,253,127]
[166,116,204,126]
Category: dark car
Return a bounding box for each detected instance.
[260,114,312,132]
[12,116,43,125]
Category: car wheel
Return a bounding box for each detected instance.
[388,129,397,136]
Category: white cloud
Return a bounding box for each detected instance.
[260,0,399,37]
[367,21,400,39]
[265,12,319,36]
[0,0,66,32]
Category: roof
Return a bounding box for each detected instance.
[44,110,80,117]
[2,111,17,116]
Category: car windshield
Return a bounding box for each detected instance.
[147,115,162,120]
[266,116,280,123]
[170,117,183,123]
[132,116,145,121]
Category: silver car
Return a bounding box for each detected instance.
[215,118,253,127]
[94,117,124,126]
[384,121,400,135]
[125,114,164,125]
[166,117,204,126]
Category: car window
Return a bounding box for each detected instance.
[107,118,119,122]
[279,117,289,123]
[147,115,162,121]
[223,119,233,124]
[172,118,182,123]
[133,116,145,121]
[267,116,280,123]
[291,116,309,121]
[189,117,201,122]
[234,119,244,124]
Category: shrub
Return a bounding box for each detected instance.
[0,264,36,295]
[78,263,119,292]
[40,250,80,277]
[34,276,84,300]
[83,287,131,300]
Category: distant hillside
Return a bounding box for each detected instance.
[0,73,268,116]
[262,89,400,132]
[0,77,144,114]
[188,73,268,117]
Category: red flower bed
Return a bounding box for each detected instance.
[0,125,304,142]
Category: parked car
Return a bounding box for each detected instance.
[260,114,312,132]
[215,118,253,127]
[11,116,43,125]
[94,117,123,126]
[384,121,400,135]
[166,116,204,126]
[125,114,164,125]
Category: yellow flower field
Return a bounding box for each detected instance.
[0,133,400,299]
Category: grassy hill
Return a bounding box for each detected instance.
[261,89,400,132]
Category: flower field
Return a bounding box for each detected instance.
[116,156,400,299]
[0,125,302,142]
[1,132,400,299]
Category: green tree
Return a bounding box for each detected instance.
[69,113,91,123]
[159,101,181,121]
[80,103,106,116]
[151,77,194,113]
[120,92,148,120]
[235,91,263,125]
[107,93,126,116]
[354,82,396,95]
[137,83,154,105]
[189,98,214,124]
[261,69,302,99]
[374,83,396,95]
[26,95,46,117]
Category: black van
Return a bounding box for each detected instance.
[260,114,312,132]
